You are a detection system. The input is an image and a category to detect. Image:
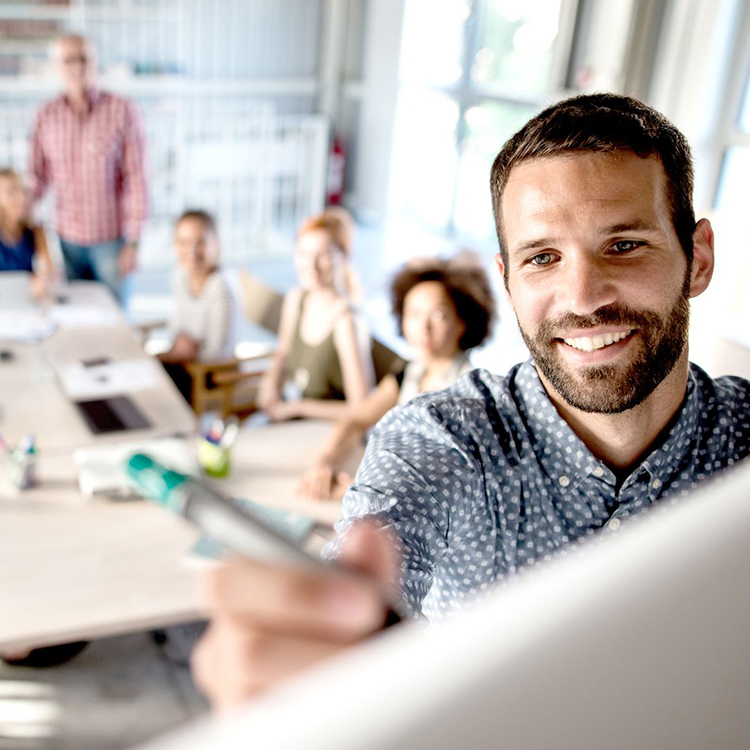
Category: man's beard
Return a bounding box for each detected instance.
[519,291,691,414]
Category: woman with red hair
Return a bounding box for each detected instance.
[257,208,374,421]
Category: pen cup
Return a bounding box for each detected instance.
[198,438,231,478]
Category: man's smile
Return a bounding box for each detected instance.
[559,329,635,353]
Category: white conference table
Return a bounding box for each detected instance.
[0,281,196,452]
[0,283,349,650]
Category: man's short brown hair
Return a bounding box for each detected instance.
[490,93,696,284]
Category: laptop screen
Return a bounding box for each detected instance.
[74,395,151,434]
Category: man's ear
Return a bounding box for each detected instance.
[689,218,715,299]
[494,252,505,278]
[494,252,511,293]
[495,252,513,304]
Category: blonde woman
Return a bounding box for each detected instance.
[257,208,374,421]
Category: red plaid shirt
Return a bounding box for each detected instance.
[29,87,149,245]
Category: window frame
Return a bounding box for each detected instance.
[390,0,581,238]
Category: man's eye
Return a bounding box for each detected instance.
[611,240,642,253]
[529,252,555,266]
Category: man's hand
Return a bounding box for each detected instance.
[117,242,138,276]
[191,521,401,713]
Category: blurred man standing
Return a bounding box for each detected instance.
[29,34,148,305]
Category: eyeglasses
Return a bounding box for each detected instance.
[62,55,88,65]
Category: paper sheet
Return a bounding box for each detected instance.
[49,304,121,328]
[0,310,56,343]
[59,358,162,399]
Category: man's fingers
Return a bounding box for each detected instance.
[194,522,404,707]
[339,520,402,599]
[192,620,346,713]
[204,557,385,640]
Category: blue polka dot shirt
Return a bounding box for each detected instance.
[331,360,750,621]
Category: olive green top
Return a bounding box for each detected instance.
[285,291,346,401]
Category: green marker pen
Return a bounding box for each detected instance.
[126,453,404,626]
[126,453,318,569]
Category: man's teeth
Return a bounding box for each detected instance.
[563,330,631,352]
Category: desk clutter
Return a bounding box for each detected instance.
[73,395,152,435]
[0,273,121,344]
[197,414,239,477]
[1,432,38,490]
[0,274,341,678]
[59,358,163,400]
[74,437,199,499]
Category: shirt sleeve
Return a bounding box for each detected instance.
[28,110,49,203]
[198,275,234,361]
[328,392,486,618]
[119,99,149,244]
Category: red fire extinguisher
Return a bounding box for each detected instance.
[326,136,346,205]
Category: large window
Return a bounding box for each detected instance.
[714,59,750,214]
[388,0,576,240]
[699,1,750,340]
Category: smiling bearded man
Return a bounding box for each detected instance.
[522,292,691,414]
[192,94,750,710]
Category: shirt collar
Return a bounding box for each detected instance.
[625,365,699,488]
[513,360,600,489]
[513,358,700,492]
[60,86,102,113]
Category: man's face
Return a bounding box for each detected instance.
[498,151,706,414]
[56,38,96,94]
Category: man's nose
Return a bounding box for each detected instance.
[561,253,617,316]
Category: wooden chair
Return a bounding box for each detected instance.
[371,337,406,383]
[186,271,283,417]
[188,274,405,417]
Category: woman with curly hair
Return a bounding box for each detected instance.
[298,252,496,500]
